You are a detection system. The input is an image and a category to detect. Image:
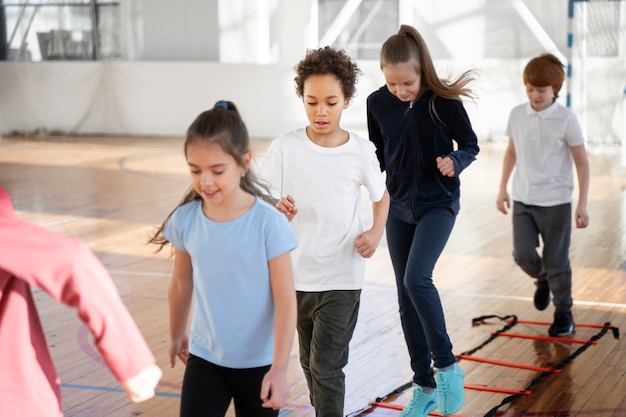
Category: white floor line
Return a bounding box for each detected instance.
[451,291,626,309]
[364,283,626,310]
[108,269,170,277]
[38,216,85,227]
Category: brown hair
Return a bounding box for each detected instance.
[148,100,274,253]
[523,53,565,98]
[294,46,362,100]
[380,24,477,101]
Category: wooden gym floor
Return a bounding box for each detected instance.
[0,134,625,416]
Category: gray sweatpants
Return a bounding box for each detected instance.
[512,201,573,312]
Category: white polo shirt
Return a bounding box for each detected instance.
[506,101,585,206]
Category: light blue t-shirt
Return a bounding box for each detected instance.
[163,197,298,368]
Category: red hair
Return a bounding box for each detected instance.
[523,53,565,97]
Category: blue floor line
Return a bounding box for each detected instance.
[61,383,309,415]
[61,383,180,398]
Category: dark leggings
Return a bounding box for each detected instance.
[180,354,278,417]
[386,208,457,388]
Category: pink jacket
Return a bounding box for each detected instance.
[0,186,157,416]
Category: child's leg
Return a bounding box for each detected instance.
[537,203,573,312]
[386,216,436,388]
[512,202,545,278]
[387,211,457,376]
[296,291,315,404]
[402,208,457,370]
[227,365,278,417]
[388,209,463,416]
[303,290,360,417]
[180,354,232,417]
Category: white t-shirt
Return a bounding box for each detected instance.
[163,198,298,368]
[506,101,585,206]
[258,128,387,291]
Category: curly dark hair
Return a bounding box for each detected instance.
[294,46,362,99]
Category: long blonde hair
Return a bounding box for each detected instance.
[380,24,477,101]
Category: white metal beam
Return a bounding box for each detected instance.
[318,0,363,47]
[511,0,566,63]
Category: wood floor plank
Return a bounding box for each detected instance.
[1,135,624,417]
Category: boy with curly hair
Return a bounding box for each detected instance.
[259,47,390,417]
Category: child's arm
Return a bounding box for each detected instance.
[168,248,194,368]
[356,190,390,258]
[261,252,297,410]
[571,144,590,228]
[496,139,517,215]
[0,219,161,403]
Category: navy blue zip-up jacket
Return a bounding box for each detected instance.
[366,86,479,223]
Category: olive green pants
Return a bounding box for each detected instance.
[296,290,361,417]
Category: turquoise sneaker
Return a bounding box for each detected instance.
[435,363,465,415]
[398,384,437,417]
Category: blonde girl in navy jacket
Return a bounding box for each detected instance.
[366,24,479,417]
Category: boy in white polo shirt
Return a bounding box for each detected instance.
[496,53,590,337]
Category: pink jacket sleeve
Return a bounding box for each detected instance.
[0,187,156,384]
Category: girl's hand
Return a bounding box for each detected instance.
[169,334,190,367]
[276,195,298,221]
[260,367,290,410]
[436,156,456,177]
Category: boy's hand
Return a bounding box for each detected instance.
[496,190,510,214]
[355,229,382,258]
[575,206,589,228]
[276,195,298,221]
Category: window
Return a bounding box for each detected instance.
[318,0,399,59]
[0,0,120,61]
